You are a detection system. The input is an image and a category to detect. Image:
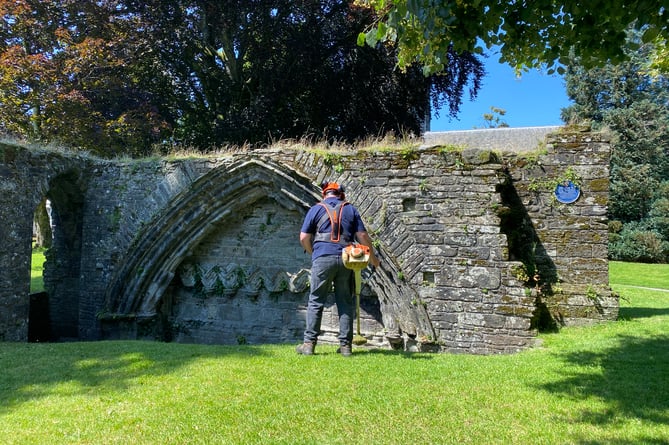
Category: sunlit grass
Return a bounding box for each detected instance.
[30,247,46,293]
[609,260,669,289]
[4,261,667,444]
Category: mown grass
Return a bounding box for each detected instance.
[30,247,46,293]
[609,260,669,289]
[3,262,668,444]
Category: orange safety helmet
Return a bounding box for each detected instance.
[321,181,345,199]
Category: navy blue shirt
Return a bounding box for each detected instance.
[301,197,366,259]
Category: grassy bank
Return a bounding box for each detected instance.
[2,262,667,444]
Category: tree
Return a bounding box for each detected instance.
[562,36,669,262]
[479,106,508,129]
[0,0,175,156]
[0,0,66,140]
[356,0,669,75]
[1,1,485,154]
[133,0,484,147]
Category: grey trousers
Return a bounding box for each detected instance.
[304,255,354,346]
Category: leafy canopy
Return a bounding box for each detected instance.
[356,0,669,75]
[0,0,174,156]
[562,34,669,262]
[0,0,485,155]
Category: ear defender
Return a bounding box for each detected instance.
[321,181,344,198]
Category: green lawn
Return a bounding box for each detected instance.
[3,260,667,444]
[609,260,669,289]
[30,247,46,293]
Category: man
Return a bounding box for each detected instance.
[297,181,380,356]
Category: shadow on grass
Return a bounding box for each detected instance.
[618,306,669,320]
[538,334,669,443]
[362,348,434,360]
[0,340,271,414]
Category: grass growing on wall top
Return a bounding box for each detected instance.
[3,262,669,444]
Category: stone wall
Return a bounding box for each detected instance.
[0,144,91,341]
[501,132,615,327]
[0,128,617,353]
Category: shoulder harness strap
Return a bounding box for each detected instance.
[314,201,350,244]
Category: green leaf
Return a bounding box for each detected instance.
[376,22,388,42]
[365,29,379,47]
[642,27,659,43]
[357,32,366,47]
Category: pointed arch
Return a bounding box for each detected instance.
[103,158,319,318]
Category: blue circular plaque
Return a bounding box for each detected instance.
[554,181,580,204]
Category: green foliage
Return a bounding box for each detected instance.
[563,32,669,262]
[609,221,669,263]
[398,146,419,162]
[0,0,175,157]
[436,143,466,154]
[478,106,509,129]
[527,167,582,197]
[609,163,658,223]
[358,0,669,75]
[585,284,600,301]
[0,1,485,155]
[322,152,345,173]
[511,263,530,283]
[649,194,669,241]
[647,37,669,76]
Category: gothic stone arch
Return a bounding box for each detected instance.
[1,131,618,353]
[99,156,437,346]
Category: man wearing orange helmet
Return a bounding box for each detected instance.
[297,181,380,356]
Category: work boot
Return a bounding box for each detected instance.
[338,343,352,357]
[296,341,315,355]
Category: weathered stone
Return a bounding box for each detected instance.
[0,128,616,353]
[461,148,496,165]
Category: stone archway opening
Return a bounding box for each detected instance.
[29,170,86,342]
[158,196,310,344]
[156,195,388,346]
[28,197,52,342]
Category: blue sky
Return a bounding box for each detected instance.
[430,57,573,131]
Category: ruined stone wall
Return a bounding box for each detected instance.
[286,147,535,353]
[0,129,616,353]
[502,132,616,326]
[283,132,614,352]
[77,156,319,344]
[74,156,318,346]
[0,144,90,341]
